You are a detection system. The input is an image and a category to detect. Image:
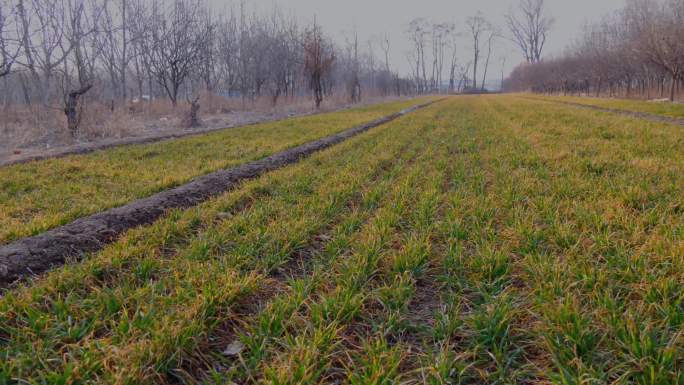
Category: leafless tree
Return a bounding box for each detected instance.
[16,0,76,105]
[95,0,137,104]
[0,0,20,78]
[458,62,471,92]
[185,94,200,126]
[407,18,428,92]
[466,13,491,90]
[431,23,453,93]
[144,0,212,106]
[126,0,152,101]
[500,55,507,90]
[346,30,361,103]
[626,0,684,101]
[507,0,684,102]
[380,33,390,72]
[480,26,499,90]
[447,29,461,92]
[215,9,239,94]
[303,19,334,109]
[261,9,299,106]
[1,0,420,143]
[366,39,376,93]
[505,0,554,63]
[62,0,102,136]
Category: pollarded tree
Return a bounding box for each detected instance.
[62,0,102,136]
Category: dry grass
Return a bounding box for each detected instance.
[0,92,406,154]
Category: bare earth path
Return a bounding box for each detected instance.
[0,100,438,285]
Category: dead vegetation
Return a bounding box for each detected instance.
[0,92,404,159]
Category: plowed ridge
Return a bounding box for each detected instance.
[0,100,438,284]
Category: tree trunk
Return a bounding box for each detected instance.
[121,0,127,103]
[481,37,493,91]
[186,97,201,128]
[64,84,93,137]
[313,73,323,109]
[472,58,478,90]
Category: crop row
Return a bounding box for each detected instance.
[0,98,428,244]
[3,95,684,384]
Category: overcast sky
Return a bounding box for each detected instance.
[211,0,626,82]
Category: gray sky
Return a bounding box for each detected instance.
[213,0,626,81]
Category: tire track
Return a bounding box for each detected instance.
[0,100,440,285]
[521,95,684,126]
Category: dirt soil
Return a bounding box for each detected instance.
[0,100,438,286]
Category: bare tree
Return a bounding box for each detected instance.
[366,39,376,93]
[262,8,298,106]
[466,13,491,90]
[0,0,19,78]
[626,0,684,101]
[303,19,334,109]
[215,8,239,94]
[505,0,554,63]
[380,33,390,72]
[16,0,76,105]
[62,0,101,136]
[458,62,471,92]
[506,0,684,102]
[185,94,200,127]
[127,0,152,102]
[407,18,428,92]
[500,55,507,90]
[447,28,461,92]
[96,0,135,104]
[145,0,212,106]
[480,26,499,90]
[431,23,452,93]
[347,30,361,103]
[1,0,422,146]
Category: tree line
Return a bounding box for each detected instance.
[0,0,414,135]
[404,0,553,94]
[505,0,684,101]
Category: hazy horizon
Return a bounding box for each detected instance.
[210,0,627,82]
